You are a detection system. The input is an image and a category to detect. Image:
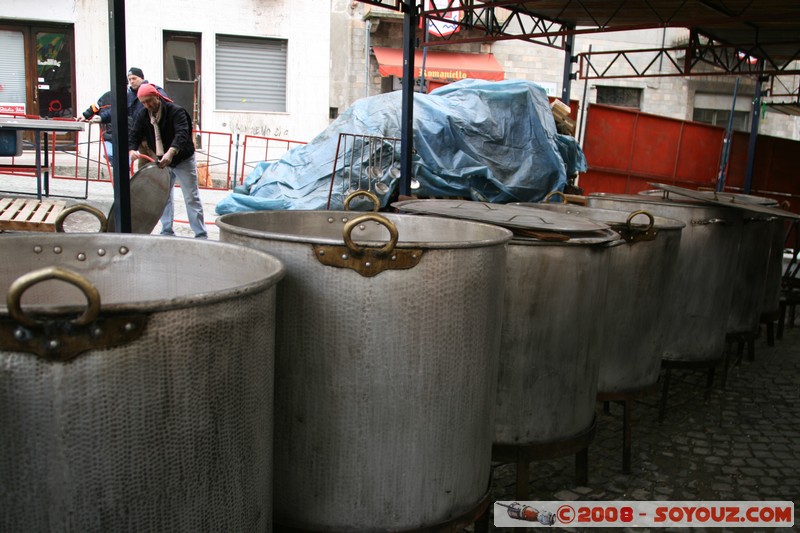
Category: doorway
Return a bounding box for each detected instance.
[164,32,201,138]
[0,22,76,146]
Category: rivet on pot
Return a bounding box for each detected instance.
[77,253,86,261]
[391,255,397,261]
[48,339,59,350]
[13,328,27,341]
[92,327,103,337]
[341,254,349,260]
[124,322,136,332]
[53,246,62,254]
[119,247,129,255]
[365,261,372,268]
[327,217,335,223]
[341,217,349,223]
[318,250,325,256]
[33,245,42,254]
[97,249,106,256]
[359,224,366,231]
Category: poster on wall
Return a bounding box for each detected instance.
[424,0,462,37]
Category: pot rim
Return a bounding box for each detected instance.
[1,234,285,316]
[217,210,514,249]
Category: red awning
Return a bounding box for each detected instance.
[372,46,504,83]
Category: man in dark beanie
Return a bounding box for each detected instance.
[128,83,207,239]
[126,67,168,167]
[126,67,167,125]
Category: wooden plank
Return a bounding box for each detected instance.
[14,200,37,224]
[41,201,66,229]
[0,198,27,223]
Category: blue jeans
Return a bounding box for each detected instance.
[159,153,208,238]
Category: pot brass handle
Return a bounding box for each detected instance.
[55,204,109,233]
[626,210,654,231]
[7,267,101,328]
[544,191,566,203]
[344,190,380,212]
[343,213,398,256]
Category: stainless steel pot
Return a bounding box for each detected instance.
[217,210,511,532]
[0,234,284,533]
[588,193,742,363]
[518,203,684,394]
[391,200,620,446]
[641,187,781,337]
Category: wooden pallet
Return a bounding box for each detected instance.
[0,197,66,232]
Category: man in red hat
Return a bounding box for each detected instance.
[128,83,208,238]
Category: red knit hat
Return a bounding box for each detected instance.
[137,83,173,102]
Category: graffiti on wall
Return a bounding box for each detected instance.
[226,117,290,138]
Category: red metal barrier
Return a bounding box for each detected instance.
[238,134,306,186]
[580,104,726,194]
[193,129,233,189]
[580,103,800,212]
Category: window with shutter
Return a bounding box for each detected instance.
[216,35,287,112]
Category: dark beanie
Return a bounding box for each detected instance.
[128,67,145,79]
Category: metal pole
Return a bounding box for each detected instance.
[399,0,417,197]
[108,0,131,232]
[744,63,766,194]
[419,13,428,94]
[578,44,592,146]
[365,20,372,99]
[84,122,91,198]
[561,27,575,104]
[231,132,240,189]
[716,77,740,192]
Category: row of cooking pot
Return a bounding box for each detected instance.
[0,186,788,532]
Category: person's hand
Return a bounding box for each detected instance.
[158,148,175,169]
[129,150,141,160]
[89,115,102,123]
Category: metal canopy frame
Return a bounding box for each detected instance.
[356,0,800,195]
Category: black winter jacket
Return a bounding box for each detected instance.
[81,91,113,141]
[128,100,195,167]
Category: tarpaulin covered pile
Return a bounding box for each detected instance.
[216,79,586,214]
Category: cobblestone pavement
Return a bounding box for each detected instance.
[484,323,800,532]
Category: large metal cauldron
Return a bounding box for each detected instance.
[217,210,511,532]
[588,193,742,363]
[0,234,284,533]
[640,187,780,338]
[518,203,684,394]
[390,200,620,446]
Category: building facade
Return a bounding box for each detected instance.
[330,2,800,142]
[1,0,332,144]
[2,0,797,154]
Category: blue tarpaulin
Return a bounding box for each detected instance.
[216,79,586,214]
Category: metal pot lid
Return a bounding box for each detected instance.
[640,187,777,206]
[512,202,685,231]
[648,182,800,220]
[392,199,618,244]
[106,163,172,234]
